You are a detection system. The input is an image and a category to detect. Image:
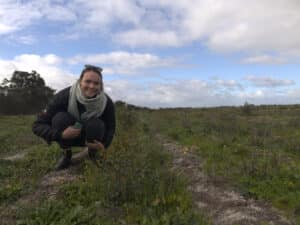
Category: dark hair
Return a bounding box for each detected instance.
[79,64,103,80]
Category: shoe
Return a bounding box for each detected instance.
[88,148,97,160]
[55,149,72,171]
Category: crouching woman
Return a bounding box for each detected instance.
[32,65,116,170]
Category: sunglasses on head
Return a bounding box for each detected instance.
[84,64,103,73]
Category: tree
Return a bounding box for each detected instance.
[241,101,255,116]
[0,70,55,114]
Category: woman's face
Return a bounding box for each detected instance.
[80,70,102,98]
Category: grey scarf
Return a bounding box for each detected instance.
[68,80,107,122]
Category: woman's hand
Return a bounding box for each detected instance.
[86,140,105,151]
[61,126,81,139]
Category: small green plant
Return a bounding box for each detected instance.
[145,105,300,221]
[2,105,209,225]
[241,101,255,115]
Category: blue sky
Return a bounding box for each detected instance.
[0,0,300,108]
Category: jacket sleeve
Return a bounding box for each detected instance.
[102,96,116,149]
[32,88,69,144]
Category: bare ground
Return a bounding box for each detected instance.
[0,151,85,225]
[2,152,27,161]
[160,137,295,225]
[0,141,296,225]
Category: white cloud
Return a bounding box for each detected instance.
[212,78,243,90]
[2,0,300,59]
[115,29,181,47]
[41,4,77,22]
[237,88,300,105]
[242,54,287,65]
[238,89,268,103]
[68,51,178,75]
[111,0,300,57]
[65,0,142,34]
[106,78,300,108]
[71,0,300,60]
[16,35,37,45]
[0,54,75,91]
[288,88,300,100]
[3,34,37,45]
[44,54,62,65]
[0,0,42,35]
[0,0,76,37]
[0,23,15,34]
[106,79,244,108]
[106,79,218,108]
[1,53,298,107]
[0,51,179,92]
[244,76,295,87]
[196,1,300,54]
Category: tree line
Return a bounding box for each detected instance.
[0,70,55,115]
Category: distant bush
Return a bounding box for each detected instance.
[241,101,255,115]
[0,70,55,115]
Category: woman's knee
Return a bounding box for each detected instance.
[52,112,76,131]
[85,118,106,142]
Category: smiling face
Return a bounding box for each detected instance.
[79,70,102,98]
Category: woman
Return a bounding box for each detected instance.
[32,65,116,170]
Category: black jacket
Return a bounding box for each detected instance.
[32,87,116,148]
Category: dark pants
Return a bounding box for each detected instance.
[52,112,105,149]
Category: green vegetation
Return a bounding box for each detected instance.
[0,105,207,225]
[0,115,59,203]
[1,104,300,224]
[145,105,300,223]
[0,70,55,115]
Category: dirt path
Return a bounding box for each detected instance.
[0,169,81,225]
[0,152,85,225]
[2,151,27,161]
[161,138,295,225]
[1,149,89,206]
[0,141,295,225]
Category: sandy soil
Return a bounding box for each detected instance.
[0,141,296,225]
[161,138,295,225]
